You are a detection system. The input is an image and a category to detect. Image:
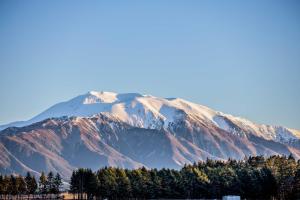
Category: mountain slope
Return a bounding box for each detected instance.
[0,91,300,178]
[1,91,299,144]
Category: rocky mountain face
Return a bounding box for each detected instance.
[0,91,300,179]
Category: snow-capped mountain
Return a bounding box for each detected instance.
[0,91,215,130]
[1,91,300,178]
[1,91,299,143]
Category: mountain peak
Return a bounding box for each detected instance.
[1,91,299,145]
[84,91,118,104]
[84,91,144,104]
[88,90,116,96]
[1,91,300,179]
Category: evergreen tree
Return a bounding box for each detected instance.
[292,168,300,199]
[128,168,145,198]
[158,168,172,198]
[69,171,79,199]
[7,175,17,197]
[72,169,85,199]
[85,169,98,199]
[3,176,10,199]
[237,167,258,198]
[30,175,38,198]
[181,166,209,198]
[53,173,63,198]
[70,168,98,199]
[39,172,47,198]
[46,171,55,196]
[0,175,4,200]
[97,167,117,199]
[25,172,36,199]
[266,155,296,199]
[148,169,161,199]
[16,175,26,198]
[25,172,31,195]
[4,155,300,199]
[260,167,277,199]
[115,168,131,198]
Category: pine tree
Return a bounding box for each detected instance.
[84,169,98,199]
[77,168,86,200]
[39,172,47,199]
[69,171,79,199]
[260,167,277,199]
[292,168,300,199]
[148,169,161,199]
[268,155,296,199]
[16,175,26,198]
[69,168,97,199]
[115,168,131,198]
[128,169,144,198]
[97,167,117,199]
[181,166,209,198]
[0,175,3,200]
[21,155,300,199]
[3,176,10,200]
[8,175,17,197]
[29,176,37,199]
[53,173,62,198]
[139,167,151,198]
[46,171,55,197]
[25,172,32,199]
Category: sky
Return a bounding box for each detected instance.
[0,0,300,129]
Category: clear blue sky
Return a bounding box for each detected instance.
[0,0,300,129]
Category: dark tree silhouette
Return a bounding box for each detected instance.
[39,172,47,199]
[25,172,37,199]
[0,155,299,199]
[53,173,63,198]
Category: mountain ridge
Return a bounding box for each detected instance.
[1,91,299,143]
[1,91,300,178]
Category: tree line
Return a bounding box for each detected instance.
[69,155,300,200]
[1,155,300,199]
[0,171,62,199]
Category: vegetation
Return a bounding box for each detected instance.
[0,171,62,199]
[1,155,300,199]
[69,155,300,200]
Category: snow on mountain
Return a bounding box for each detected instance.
[212,113,300,143]
[0,91,216,130]
[1,91,300,178]
[0,91,299,144]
